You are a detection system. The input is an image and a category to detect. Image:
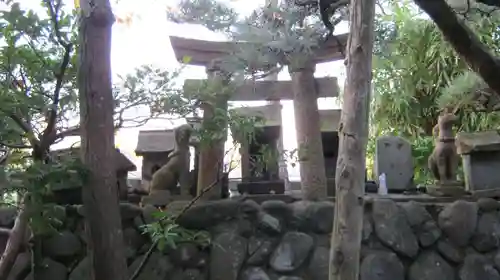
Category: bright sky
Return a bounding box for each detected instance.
[12,0,348,179]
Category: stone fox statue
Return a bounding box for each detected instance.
[149,124,193,196]
[428,112,459,183]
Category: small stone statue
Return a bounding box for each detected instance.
[428,111,460,184]
[149,124,193,196]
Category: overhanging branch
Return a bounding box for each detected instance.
[41,0,73,150]
[414,0,500,96]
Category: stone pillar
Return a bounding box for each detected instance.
[289,60,327,200]
[196,60,231,200]
[239,140,251,180]
[264,73,291,191]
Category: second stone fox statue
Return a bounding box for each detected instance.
[149,123,193,196]
[428,112,459,183]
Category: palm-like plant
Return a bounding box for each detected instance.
[368,2,500,183]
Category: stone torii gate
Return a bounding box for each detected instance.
[169,34,347,199]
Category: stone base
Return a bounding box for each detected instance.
[170,194,194,201]
[427,181,466,197]
[237,180,285,195]
[141,190,172,207]
[470,188,500,199]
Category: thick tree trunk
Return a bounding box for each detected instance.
[414,0,500,96]
[0,194,29,280]
[77,1,128,280]
[329,0,375,279]
[289,62,327,200]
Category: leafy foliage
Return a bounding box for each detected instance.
[369,2,500,183]
[141,210,211,250]
[2,157,89,235]
[0,1,188,156]
[167,0,344,77]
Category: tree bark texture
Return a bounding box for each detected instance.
[196,69,229,200]
[329,0,375,279]
[77,1,128,280]
[414,0,500,96]
[289,63,327,200]
[0,194,29,280]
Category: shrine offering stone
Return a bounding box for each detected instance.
[374,136,414,191]
[456,131,500,193]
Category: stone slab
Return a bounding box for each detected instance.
[462,152,500,192]
[456,130,500,154]
[374,136,414,191]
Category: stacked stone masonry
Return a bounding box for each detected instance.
[3,197,500,280]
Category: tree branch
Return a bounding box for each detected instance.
[0,142,31,149]
[8,114,39,147]
[0,195,29,280]
[41,0,73,150]
[413,0,500,96]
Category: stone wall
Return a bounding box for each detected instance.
[3,197,500,280]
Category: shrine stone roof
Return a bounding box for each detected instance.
[135,129,176,155]
[50,147,136,172]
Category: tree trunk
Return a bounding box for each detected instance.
[0,194,29,280]
[413,0,500,96]
[329,0,375,279]
[289,62,327,200]
[77,1,128,280]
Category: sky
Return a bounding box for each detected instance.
[9,0,348,180]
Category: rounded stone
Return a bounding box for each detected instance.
[360,251,404,280]
[459,254,500,280]
[269,232,314,273]
[438,200,478,247]
[408,251,454,280]
[42,231,82,260]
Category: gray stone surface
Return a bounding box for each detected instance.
[210,232,247,280]
[269,232,314,273]
[247,236,276,265]
[169,242,201,267]
[372,199,419,258]
[128,252,174,280]
[69,257,90,280]
[289,201,334,233]
[472,212,500,252]
[437,239,463,263]
[408,251,454,280]
[438,200,478,247]
[374,136,414,191]
[17,198,500,280]
[401,201,441,247]
[360,251,404,280]
[42,231,82,261]
[241,267,271,280]
[307,246,330,280]
[459,254,500,280]
[25,258,68,280]
[463,150,500,191]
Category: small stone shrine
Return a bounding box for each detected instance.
[230,104,284,195]
[135,129,178,184]
[456,130,500,197]
[49,147,136,203]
